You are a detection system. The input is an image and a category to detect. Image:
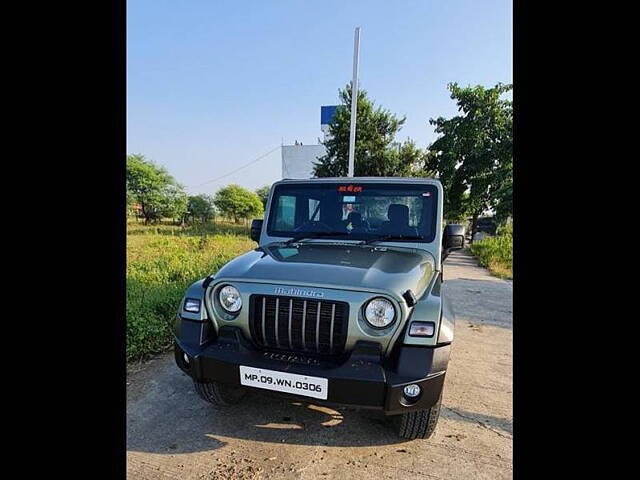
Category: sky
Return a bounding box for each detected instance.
[127,0,512,196]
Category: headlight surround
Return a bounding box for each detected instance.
[363,297,396,328]
[218,285,242,313]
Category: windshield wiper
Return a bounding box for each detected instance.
[284,232,350,245]
[361,234,423,245]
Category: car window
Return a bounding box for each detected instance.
[267,183,438,243]
[309,198,320,221]
[274,195,296,231]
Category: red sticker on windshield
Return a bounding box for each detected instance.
[338,185,363,193]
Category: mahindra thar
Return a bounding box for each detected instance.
[172,178,463,439]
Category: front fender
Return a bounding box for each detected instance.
[180,279,209,322]
[172,278,218,349]
[438,292,455,344]
[400,274,455,347]
[172,278,209,338]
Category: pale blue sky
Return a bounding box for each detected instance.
[127,0,512,195]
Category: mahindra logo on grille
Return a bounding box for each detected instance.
[263,351,320,366]
[274,287,324,298]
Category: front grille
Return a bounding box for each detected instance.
[249,295,349,356]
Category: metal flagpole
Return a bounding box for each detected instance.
[347,27,360,178]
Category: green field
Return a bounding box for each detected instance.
[126,220,254,362]
[469,224,513,280]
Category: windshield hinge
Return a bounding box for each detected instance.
[202,276,214,289]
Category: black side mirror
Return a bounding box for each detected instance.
[250,219,263,243]
[443,224,465,260]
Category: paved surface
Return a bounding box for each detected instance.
[127,249,513,479]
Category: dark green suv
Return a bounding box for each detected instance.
[172,178,462,439]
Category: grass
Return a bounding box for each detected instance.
[469,224,513,280]
[126,219,255,362]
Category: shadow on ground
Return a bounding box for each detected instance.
[127,363,512,456]
[127,366,409,455]
[444,251,481,269]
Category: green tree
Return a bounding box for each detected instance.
[187,194,215,223]
[424,83,512,237]
[161,184,189,224]
[255,185,271,208]
[214,184,264,223]
[398,139,436,178]
[126,154,188,224]
[313,84,419,177]
[493,176,512,225]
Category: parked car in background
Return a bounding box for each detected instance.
[476,217,497,236]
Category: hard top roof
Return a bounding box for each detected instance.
[276,176,441,185]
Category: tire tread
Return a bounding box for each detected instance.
[193,381,245,406]
[397,395,442,439]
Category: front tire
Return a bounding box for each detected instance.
[396,394,442,439]
[193,381,247,406]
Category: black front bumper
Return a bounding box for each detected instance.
[174,323,449,416]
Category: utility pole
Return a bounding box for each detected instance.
[347,27,360,178]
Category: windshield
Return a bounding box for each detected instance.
[267,182,438,243]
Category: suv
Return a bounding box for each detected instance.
[476,217,497,236]
[172,178,463,439]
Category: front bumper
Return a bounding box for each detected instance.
[174,323,449,416]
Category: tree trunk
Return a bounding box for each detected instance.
[470,211,481,244]
[141,202,150,225]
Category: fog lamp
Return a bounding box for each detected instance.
[404,384,421,398]
[183,353,189,364]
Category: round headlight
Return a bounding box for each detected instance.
[364,297,396,328]
[219,285,242,313]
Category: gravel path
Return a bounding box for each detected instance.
[127,249,513,479]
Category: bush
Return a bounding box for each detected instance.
[187,194,215,223]
[496,222,512,237]
[214,184,263,224]
[127,154,188,223]
[126,224,254,362]
[469,228,512,280]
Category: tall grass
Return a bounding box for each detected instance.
[126,220,254,362]
[469,224,512,280]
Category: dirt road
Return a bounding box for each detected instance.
[127,249,513,479]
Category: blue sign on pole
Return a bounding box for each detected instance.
[320,105,339,125]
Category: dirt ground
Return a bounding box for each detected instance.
[127,249,513,479]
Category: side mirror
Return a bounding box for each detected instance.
[250,219,263,243]
[442,224,465,260]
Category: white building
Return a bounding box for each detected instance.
[281,106,338,179]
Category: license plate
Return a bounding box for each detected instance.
[239,366,328,400]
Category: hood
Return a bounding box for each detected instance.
[214,242,435,299]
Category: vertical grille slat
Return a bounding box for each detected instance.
[315,301,321,353]
[302,300,307,351]
[250,295,348,357]
[329,303,336,354]
[274,298,280,348]
[288,299,293,350]
[261,297,267,347]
